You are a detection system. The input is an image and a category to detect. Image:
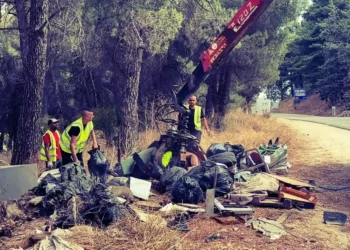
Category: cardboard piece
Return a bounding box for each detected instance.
[0,164,38,201]
[129,177,152,200]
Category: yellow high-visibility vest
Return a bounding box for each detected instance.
[40,130,60,162]
[184,104,202,131]
[60,118,93,154]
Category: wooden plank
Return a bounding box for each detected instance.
[206,189,215,215]
[280,192,310,203]
[277,211,291,224]
[264,173,313,188]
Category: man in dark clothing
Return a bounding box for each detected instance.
[60,110,98,166]
[180,95,211,143]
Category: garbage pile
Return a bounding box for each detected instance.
[115,138,295,207]
[32,150,127,228]
[0,136,322,249]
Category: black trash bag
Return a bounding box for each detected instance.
[80,183,126,226]
[88,149,110,184]
[60,163,93,191]
[206,143,227,157]
[171,176,204,204]
[208,152,237,167]
[160,167,187,193]
[188,161,234,197]
[206,143,245,159]
[226,144,245,162]
[43,163,93,209]
[32,173,59,196]
[151,163,164,180]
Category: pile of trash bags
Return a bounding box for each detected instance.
[159,161,234,204]
[33,150,125,227]
[206,143,245,168]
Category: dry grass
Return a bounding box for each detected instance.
[63,217,184,250]
[0,152,11,167]
[201,109,294,151]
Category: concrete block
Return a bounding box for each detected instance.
[0,164,38,201]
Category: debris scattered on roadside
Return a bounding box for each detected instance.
[167,213,191,232]
[128,204,166,226]
[135,201,162,211]
[108,186,134,201]
[276,211,291,224]
[248,218,287,240]
[160,203,205,214]
[129,177,152,200]
[28,235,84,250]
[211,215,243,225]
[0,134,328,248]
[323,211,347,225]
[204,233,225,243]
[215,199,254,215]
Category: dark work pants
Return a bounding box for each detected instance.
[189,130,202,143]
[187,130,202,152]
[61,147,83,166]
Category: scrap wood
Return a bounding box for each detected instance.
[127,205,167,227]
[276,211,291,224]
[279,184,317,204]
[160,203,205,214]
[264,173,313,188]
[135,201,162,211]
[280,192,312,203]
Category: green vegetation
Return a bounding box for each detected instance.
[0,0,307,162]
[273,0,350,106]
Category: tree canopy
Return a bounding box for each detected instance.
[0,0,307,162]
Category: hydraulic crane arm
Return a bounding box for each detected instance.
[173,0,274,111]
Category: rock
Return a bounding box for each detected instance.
[6,203,24,219]
[29,234,46,244]
[115,197,127,204]
[128,205,167,227]
[29,197,44,206]
[108,186,134,200]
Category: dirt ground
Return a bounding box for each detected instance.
[2,119,350,250]
[185,119,350,250]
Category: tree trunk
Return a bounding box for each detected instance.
[116,25,144,155]
[0,132,4,152]
[205,75,217,121]
[213,65,232,130]
[11,0,49,165]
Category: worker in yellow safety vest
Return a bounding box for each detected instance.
[60,110,98,166]
[40,118,62,170]
[183,95,211,143]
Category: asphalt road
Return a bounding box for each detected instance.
[271,113,350,130]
